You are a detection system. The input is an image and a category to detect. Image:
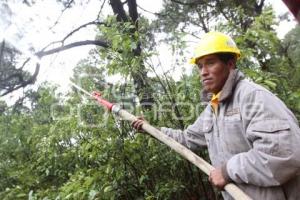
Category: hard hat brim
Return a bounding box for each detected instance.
[189,51,241,65]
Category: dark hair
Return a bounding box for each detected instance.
[216,52,237,64]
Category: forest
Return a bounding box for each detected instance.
[0,0,300,199]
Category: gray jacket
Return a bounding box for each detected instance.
[161,70,300,200]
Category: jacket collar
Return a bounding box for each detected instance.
[201,69,244,103]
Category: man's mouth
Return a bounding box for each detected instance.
[202,78,212,84]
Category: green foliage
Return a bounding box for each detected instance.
[283,25,300,63]
[233,6,280,71]
[0,63,213,199]
[97,16,148,77]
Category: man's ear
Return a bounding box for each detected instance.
[227,59,236,70]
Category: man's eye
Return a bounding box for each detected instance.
[207,61,214,66]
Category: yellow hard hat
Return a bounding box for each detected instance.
[190,32,241,64]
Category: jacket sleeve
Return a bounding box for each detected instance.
[160,116,208,151]
[226,90,300,186]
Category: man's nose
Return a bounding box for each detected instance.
[200,66,208,76]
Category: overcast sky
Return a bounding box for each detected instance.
[0,0,297,103]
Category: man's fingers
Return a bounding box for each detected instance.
[208,168,227,190]
[136,120,144,130]
[131,119,145,131]
[131,116,149,134]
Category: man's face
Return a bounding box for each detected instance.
[196,54,234,94]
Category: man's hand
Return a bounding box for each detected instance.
[131,116,147,133]
[209,167,228,190]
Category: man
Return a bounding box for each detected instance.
[132,32,300,200]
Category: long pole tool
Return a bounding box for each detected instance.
[71,82,252,200]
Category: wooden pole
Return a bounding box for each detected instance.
[69,82,251,199]
[115,107,252,200]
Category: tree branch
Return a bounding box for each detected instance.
[255,0,265,15]
[36,40,109,58]
[0,63,40,97]
[97,0,107,20]
[170,0,203,6]
[61,21,106,43]
[20,57,31,70]
[127,0,138,23]
[109,0,128,22]
[49,0,75,30]
[215,0,231,22]
[41,20,106,52]
[136,4,166,17]
[196,10,209,33]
